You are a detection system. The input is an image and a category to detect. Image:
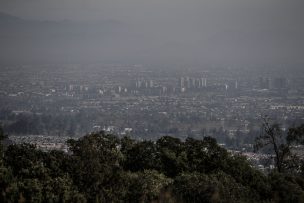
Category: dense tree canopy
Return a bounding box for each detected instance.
[1,126,304,202]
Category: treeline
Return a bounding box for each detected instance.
[1,126,304,202]
[1,111,261,148]
[1,111,93,137]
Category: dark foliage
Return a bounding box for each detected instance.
[1,126,304,202]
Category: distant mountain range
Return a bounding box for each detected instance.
[0,12,23,23]
[0,12,131,63]
[0,12,124,37]
[1,11,302,65]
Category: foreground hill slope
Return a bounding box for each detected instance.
[1,128,304,202]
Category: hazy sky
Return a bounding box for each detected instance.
[1,0,303,22]
[1,0,303,64]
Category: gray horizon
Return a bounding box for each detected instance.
[0,0,303,65]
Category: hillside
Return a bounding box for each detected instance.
[1,126,304,202]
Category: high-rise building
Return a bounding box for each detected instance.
[135,80,142,88]
[272,77,287,89]
[259,77,270,89]
[149,80,154,88]
[191,78,196,88]
[202,78,207,87]
[179,77,185,88]
[186,76,191,89]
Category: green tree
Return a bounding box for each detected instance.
[4,144,46,178]
[286,124,304,174]
[184,137,228,173]
[67,132,123,202]
[286,124,304,145]
[269,172,304,202]
[0,166,19,202]
[0,126,7,165]
[123,140,161,172]
[17,178,43,202]
[124,170,173,203]
[174,171,260,203]
[156,136,185,177]
[224,155,271,200]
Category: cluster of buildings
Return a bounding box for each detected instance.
[179,77,207,92]
[0,64,303,150]
[259,77,288,90]
[9,135,71,152]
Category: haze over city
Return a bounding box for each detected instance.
[1,1,304,202]
[1,0,304,64]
